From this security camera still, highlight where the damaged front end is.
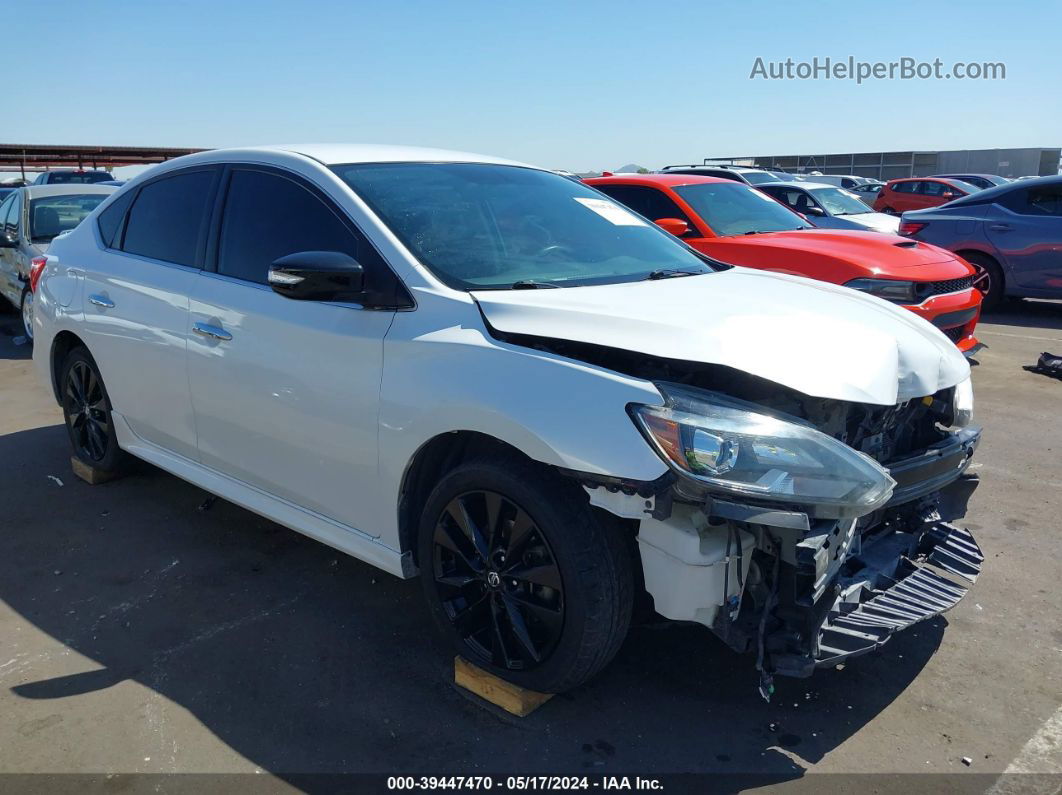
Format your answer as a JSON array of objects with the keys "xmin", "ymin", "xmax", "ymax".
[{"xmin": 584, "ymin": 377, "xmax": 983, "ymax": 699}]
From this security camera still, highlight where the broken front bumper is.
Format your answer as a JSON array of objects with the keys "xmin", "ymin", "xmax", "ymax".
[{"xmin": 775, "ymin": 520, "xmax": 983, "ymax": 677}]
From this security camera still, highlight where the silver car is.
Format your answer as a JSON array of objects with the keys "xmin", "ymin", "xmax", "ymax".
[
  {"xmin": 758, "ymin": 181, "xmax": 900, "ymax": 234},
  {"xmin": 0, "ymin": 184, "xmax": 116, "ymax": 340}
]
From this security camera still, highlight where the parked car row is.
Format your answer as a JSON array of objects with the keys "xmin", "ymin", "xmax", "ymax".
[
  {"xmin": 586, "ymin": 173, "xmax": 982, "ymax": 353},
  {"xmin": 30, "ymin": 144, "xmax": 984, "ymax": 696},
  {"xmin": 0, "ymin": 184, "xmax": 117, "ymax": 338},
  {"xmin": 898, "ymin": 175, "xmax": 1062, "ymax": 309}
]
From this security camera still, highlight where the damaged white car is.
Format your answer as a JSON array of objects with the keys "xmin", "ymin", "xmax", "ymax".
[{"xmin": 32, "ymin": 145, "xmax": 983, "ymax": 695}]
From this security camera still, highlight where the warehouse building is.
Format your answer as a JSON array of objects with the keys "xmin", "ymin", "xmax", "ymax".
[{"xmin": 706, "ymin": 147, "xmax": 1060, "ymax": 181}]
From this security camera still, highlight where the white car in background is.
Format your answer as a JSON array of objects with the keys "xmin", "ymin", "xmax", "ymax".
[{"xmin": 32, "ymin": 145, "xmax": 983, "ymax": 695}]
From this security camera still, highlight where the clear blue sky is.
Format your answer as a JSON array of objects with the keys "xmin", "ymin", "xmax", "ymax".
[{"xmin": 8, "ymin": 0, "xmax": 1060, "ymax": 173}]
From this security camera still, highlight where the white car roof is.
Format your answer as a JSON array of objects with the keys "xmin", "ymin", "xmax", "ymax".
[
  {"xmin": 190, "ymin": 143, "xmax": 536, "ymax": 169},
  {"xmin": 24, "ymin": 184, "xmax": 118, "ymax": 198}
]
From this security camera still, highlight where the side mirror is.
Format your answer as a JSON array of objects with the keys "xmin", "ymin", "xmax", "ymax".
[
  {"xmin": 268, "ymin": 251, "xmax": 365, "ymax": 301},
  {"xmin": 805, "ymin": 206, "xmax": 826, "ymax": 216},
  {"xmin": 942, "ymin": 192, "xmax": 955, "ymax": 200},
  {"xmin": 654, "ymin": 217, "xmax": 690, "ymax": 237},
  {"xmin": 0, "ymin": 233, "xmax": 17, "ymax": 248}
]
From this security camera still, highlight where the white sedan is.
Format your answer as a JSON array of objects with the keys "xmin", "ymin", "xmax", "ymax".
[{"xmin": 32, "ymin": 144, "xmax": 982, "ymax": 695}]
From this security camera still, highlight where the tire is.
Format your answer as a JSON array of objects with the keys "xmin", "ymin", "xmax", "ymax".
[
  {"xmin": 881, "ymin": 206, "xmax": 897, "ymax": 215},
  {"xmin": 963, "ymin": 252, "xmax": 1004, "ymax": 311},
  {"xmin": 60, "ymin": 347, "xmax": 129, "ymax": 474},
  {"xmin": 19, "ymin": 286, "xmax": 33, "ymax": 341},
  {"xmin": 417, "ymin": 455, "xmax": 633, "ymax": 692}
]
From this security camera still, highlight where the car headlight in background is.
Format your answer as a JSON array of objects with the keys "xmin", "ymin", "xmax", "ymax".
[
  {"xmin": 952, "ymin": 375, "xmax": 974, "ymax": 427},
  {"xmin": 630, "ymin": 383, "xmax": 895, "ymax": 518},
  {"xmin": 845, "ymin": 278, "xmax": 917, "ymax": 303}
]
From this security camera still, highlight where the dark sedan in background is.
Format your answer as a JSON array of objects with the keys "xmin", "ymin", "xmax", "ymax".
[{"xmin": 899, "ymin": 175, "xmax": 1062, "ymax": 309}]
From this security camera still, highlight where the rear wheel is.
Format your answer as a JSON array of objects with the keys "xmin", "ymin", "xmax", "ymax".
[
  {"xmin": 881, "ymin": 206, "xmax": 898, "ymax": 215},
  {"xmin": 60, "ymin": 348, "xmax": 129, "ymax": 474},
  {"xmin": 19, "ymin": 287, "xmax": 33, "ymax": 341},
  {"xmin": 964, "ymin": 252, "xmax": 1004, "ymax": 311},
  {"xmin": 417, "ymin": 456, "xmax": 633, "ymax": 692}
]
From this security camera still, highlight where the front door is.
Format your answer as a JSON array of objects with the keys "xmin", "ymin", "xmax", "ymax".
[
  {"xmin": 986, "ymin": 184, "xmax": 1062, "ymax": 292},
  {"xmin": 186, "ymin": 166, "xmax": 395, "ymax": 534}
]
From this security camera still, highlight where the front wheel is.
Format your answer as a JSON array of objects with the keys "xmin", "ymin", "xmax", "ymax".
[{"xmin": 417, "ymin": 456, "xmax": 633, "ymax": 692}]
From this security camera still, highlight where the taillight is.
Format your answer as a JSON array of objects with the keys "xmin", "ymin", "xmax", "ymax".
[
  {"xmin": 29, "ymin": 256, "xmax": 47, "ymax": 292},
  {"xmin": 898, "ymin": 221, "xmax": 926, "ymax": 237}
]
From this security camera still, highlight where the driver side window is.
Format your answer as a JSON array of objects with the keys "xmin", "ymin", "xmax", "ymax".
[
  {"xmin": 217, "ymin": 169, "xmax": 368, "ymax": 286},
  {"xmin": 592, "ymin": 185, "xmax": 696, "ymax": 234}
]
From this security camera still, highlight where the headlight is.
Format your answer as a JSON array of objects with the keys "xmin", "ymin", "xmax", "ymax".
[
  {"xmin": 630, "ymin": 383, "xmax": 895, "ymax": 517},
  {"xmin": 845, "ymin": 278, "xmax": 918, "ymax": 303},
  {"xmin": 952, "ymin": 375, "xmax": 974, "ymax": 427}
]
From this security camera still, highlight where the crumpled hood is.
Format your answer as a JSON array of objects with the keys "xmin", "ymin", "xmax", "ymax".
[
  {"xmin": 473, "ymin": 268, "xmax": 970, "ymax": 406},
  {"xmin": 737, "ymin": 229, "xmax": 954, "ymax": 269}
]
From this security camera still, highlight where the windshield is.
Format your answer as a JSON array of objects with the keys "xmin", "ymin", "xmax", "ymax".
[
  {"xmin": 29, "ymin": 194, "xmax": 107, "ymax": 242},
  {"xmin": 332, "ymin": 163, "xmax": 715, "ymax": 289},
  {"xmin": 44, "ymin": 171, "xmax": 113, "ymax": 184},
  {"xmin": 740, "ymin": 171, "xmax": 782, "ymax": 185},
  {"xmin": 809, "ymin": 187, "xmax": 872, "ymax": 216},
  {"xmin": 944, "ymin": 180, "xmax": 982, "ymax": 195},
  {"xmin": 672, "ymin": 183, "xmax": 812, "ymax": 236}
]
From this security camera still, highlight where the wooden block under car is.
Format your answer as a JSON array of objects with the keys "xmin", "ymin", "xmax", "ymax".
[
  {"xmin": 70, "ymin": 456, "xmax": 119, "ymax": 485},
  {"xmin": 454, "ymin": 656, "xmax": 553, "ymax": 717}
]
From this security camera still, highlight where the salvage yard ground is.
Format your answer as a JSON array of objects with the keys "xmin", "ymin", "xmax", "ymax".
[{"xmin": 0, "ymin": 301, "xmax": 1060, "ymax": 791}]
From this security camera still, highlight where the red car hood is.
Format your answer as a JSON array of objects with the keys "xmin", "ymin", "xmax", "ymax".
[{"xmin": 729, "ymin": 229, "xmax": 957, "ymax": 269}]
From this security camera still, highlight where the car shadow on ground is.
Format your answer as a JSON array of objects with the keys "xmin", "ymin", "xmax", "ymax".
[
  {"xmin": 0, "ymin": 424, "xmax": 946, "ymax": 782},
  {"xmin": 0, "ymin": 313, "xmax": 32, "ymax": 360},
  {"xmin": 981, "ymin": 298, "xmax": 1062, "ymax": 332}
]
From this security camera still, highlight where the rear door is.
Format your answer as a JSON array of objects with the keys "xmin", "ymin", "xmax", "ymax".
[
  {"xmin": 186, "ymin": 165, "xmax": 395, "ymax": 534},
  {"xmin": 986, "ymin": 184, "xmax": 1062, "ymax": 292},
  {"xmin": 78, "ymin": 167, "xmax": 219, "ymax": 459}
]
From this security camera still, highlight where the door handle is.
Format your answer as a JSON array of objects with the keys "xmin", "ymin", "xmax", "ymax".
[
  {"xmin": 88, "ymin": 294, "xmax": 115, "ymax": 309},
  {"xmin": 988, "ymin": 223, "xmax": 1012, "ymax": 232},
  {"xmin": 192, "ymin": 322, "xmax": 232, "ymax": 342}
]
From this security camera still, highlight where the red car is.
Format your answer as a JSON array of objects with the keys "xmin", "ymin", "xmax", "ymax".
[
  {"xmin": 873, "ymin": 177, "xmax": 980, "ymax": 215},
  {"xmin": 585, "ymin": 174, "xmax": 982, "ymax": 353}
]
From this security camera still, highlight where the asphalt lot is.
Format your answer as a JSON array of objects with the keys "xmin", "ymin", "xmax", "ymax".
[{"xmin": 0, "ymin": 300, "xmax": 1060, "ymax": 793}]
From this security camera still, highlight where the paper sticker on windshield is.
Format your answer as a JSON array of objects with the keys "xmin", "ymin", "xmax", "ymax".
[{"xmin": 574, "ymin": 197, "xmax": 647, "ymax": 226}]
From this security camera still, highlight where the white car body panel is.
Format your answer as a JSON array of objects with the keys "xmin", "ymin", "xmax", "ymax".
[
  {"xmin": 844, "ymin": 212, "xmax": 901, "ymax": 234},
  {"xmin": 473, "ymin": 267, "xmax": 970, "ymax": 406},
  {"xmin": 33, "ymin": 143, "xmax": 970, "ymax": 587},
  {"xmin": 186, "ymin": 271, "xmax": 395, "ymax": 535}
]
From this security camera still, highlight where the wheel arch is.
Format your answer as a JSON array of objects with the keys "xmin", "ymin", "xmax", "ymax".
[
  {"xmin": 397, "ymin": 431, "xmax": 544, "ymax": 566},
  {"xmin": 49, "ymin": 330, "xmax": 89, "ymax": 405}
]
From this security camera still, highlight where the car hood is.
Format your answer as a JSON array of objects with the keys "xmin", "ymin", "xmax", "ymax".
[
  {"xmin": 472, "ymin": 268, "xmax": 969, "ymax": 406},
  {"xmin": 734, "ymin": 229, "xmax": 954, "ymax": 268},
  {"xmin": 842, "ymin": 213, "xmax": 901, "ymax": 234}
]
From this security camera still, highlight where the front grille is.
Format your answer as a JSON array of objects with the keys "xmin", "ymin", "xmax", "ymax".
[
  {"xmin": 943, "ymin": 326, "xmax": 965, "ymax": 342},
  {"xmin": 925, "ymin": 276, "xmax": 974, "ymax": 297}
]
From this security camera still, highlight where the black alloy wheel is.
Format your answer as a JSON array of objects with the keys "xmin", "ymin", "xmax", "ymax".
[
  {"xmin": 64, "ymin": 358, "xmax": 111, "ymax": 462},
  {"xmin": 432, "ymin": 489, "xmax": 564, "ymax": 671}
]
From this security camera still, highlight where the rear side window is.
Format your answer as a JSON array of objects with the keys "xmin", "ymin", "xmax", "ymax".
[
  {"xmin": 96, "ymin": 190, "xmax": 135, "ymax": 248},
  {"xmin": 892, "ymin": 181, "xmax": 915, "ymax": 193},
  {"xmin": 216, "ymin": 169, "xmax": 360, "ymax": 285},
  {"xmin": 1001, "ymin": 185, "xmax": 1062, "ymax": 216},
  {"xmin": 122, "ymin": 170, "xmax": 216, "ymax": 266}
]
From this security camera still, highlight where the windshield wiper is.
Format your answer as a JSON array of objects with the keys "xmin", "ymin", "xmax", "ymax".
[
  {"xmin": 647, "ymin": 269, "xmax": 701, "ymax": 280},
  {"xmin": 511, "ymin": 280, "xmax": 560, "ymax": 289}
]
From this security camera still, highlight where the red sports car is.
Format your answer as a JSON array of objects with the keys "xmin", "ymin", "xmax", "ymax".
[
  {"xmin": 586, "ymin": 174, "xmax": 982, "ymax": 353},
  {"xmin": 873, "ymin": 177, "xmax": 980, "ymax": 215}
]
